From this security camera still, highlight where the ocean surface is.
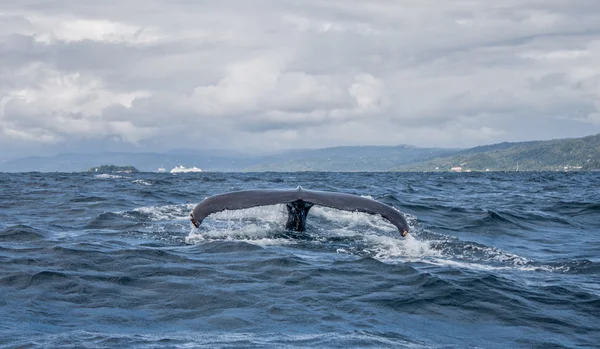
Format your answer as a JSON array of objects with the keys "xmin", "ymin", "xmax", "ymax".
[{"xmin": 1, "ymin": 171, "xmax": 599, "ymax": 348}]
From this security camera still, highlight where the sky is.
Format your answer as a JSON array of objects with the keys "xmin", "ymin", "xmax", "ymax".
[{"xmin": 1, "ymin": 0, "xmax": 600, "ymax": 158}]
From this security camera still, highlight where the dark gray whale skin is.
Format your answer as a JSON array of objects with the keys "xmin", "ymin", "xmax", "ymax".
[{"xmin": 190, "ymin": 186, "xmax": 409, "ymax": 236}]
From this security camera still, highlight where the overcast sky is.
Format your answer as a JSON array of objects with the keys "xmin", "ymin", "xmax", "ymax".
[{"xmin": 1, "ymin": 0, "xmax": 600, "ymax": 158}]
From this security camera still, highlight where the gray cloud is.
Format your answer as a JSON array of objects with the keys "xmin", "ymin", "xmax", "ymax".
[{"xmin": 1, "ymin": 0, "xmax": 600, "ymax": 156}]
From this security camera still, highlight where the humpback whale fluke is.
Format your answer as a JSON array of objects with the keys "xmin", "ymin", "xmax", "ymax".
[{"xmin": 190, "ymin": 186, "xmax": 409, "ymax": 237}]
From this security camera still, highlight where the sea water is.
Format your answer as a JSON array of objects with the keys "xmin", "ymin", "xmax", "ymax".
[{"xmin": 1, "ymin": 172, "xmax": 599, "ymax": 348}]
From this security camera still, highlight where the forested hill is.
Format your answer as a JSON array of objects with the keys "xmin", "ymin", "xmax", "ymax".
[{"xmin": 395, "ymin": 134, "xmax": 600, "ymax": 172}]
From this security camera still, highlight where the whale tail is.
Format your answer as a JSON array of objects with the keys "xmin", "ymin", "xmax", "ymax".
[{"xmin": 190, "ymin": 186, "xmax": 408, "ymax": 237}]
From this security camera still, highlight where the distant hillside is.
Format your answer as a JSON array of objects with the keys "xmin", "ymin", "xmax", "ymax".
[
  {"xmin": 1, "ymin": 134, "xmax": 599, "ymax": 172},
  {"xmin": 395, "ymin": 134, "xmax": 600, "ymax": 172},
  {"xmin": 245, "ymin": 145, "xmax": 459, "ymax": 171}
]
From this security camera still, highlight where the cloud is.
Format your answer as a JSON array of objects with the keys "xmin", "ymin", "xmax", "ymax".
[{"xmin": 1, "ymin": 0, "xmax": 600, "ymax": 155}]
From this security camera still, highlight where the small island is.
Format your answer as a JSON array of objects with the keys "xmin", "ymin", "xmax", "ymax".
[{"xmin": 86, "ymin": 165, "xmax": 140, "ymax": 173}]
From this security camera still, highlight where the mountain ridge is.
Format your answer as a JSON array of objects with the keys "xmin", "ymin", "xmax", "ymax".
[{"xmin": 1, "ymin": 134, "xmax": 599, "ymax": 172}]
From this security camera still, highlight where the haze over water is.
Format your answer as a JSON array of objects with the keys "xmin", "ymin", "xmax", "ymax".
[{"xmin": 1, "ymin": 171, "xmax": 599, "ymax": 348}]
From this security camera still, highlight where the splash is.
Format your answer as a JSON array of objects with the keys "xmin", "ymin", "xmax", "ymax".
[
  {"xmin": 128, "ymin": 203, "xmax": 571, "ymax": 273},
  {"xmin": 185, "ymin": 205, "xmax": 292, "ymax": 245},
  {"xmin": 362, "ymin": 233, "xmax": 441, "ymax": 261},
  {"xmin": 309, "ymin": 206, "xmax": 399, "ymax": 233},
  {"xmin": 184, "ymin": 205, "xmax": 430, "ymax": 260}
]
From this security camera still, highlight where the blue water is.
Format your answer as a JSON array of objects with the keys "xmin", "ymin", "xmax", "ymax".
[{"xmin": 1, "ymin": 172, "xmax": 599, "ymax": 348}]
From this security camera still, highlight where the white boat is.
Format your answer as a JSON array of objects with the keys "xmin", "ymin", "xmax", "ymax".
[
  {"xmin": 170, "ymin": 165, "xmax": 203, "ymax": 173},
  {"xmin": 157, "ymin": 168, "xmax": 167, "ymax": 173}
]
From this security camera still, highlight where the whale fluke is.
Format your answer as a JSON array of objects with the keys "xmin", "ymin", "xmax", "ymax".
[{"xmin": 190, "ymin": 186, "xmax": 409, "ymax": 237}]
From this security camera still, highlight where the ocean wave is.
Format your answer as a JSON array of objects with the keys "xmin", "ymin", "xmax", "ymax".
[
  {"xmin": 70, "ymin": 196, "xmax": 108, "ymax": 203},
  {"xmin": 2, "ymin": 331, "xmax": 435, "ymax": 349},
  {"xmin": 0, "ymin": 225, "xmax": 47, "ymax": 242},
  {"xmin": 548, "ymin": 201, "xmax": 600, "ymax": 215},
  {"xmin": 4, "ymin": 172, "xmax": 599, "ymax": 348}
]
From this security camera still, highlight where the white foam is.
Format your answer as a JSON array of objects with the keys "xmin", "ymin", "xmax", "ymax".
[
  {"xmin": 384, "ymin": 230, "xmax": 569, "ymax": 273},
  {"xmin": 185, "ymin": 221, "xmax": 296, "ymax": 246},
  {"xmin": 130, "ymin": 203, "xmax": 195, "ymax": 221},
  {"xmin": 365, "ymin": 233, "xmax": 442, "ymax": 260},
  {"xmin": 37, "ymin": 331, "xmax": 435, "ymax": 348},
  {"xmin": 448, "ymin": 242, "xmax": 532, "ymax": 267},
  {"xmin": 423, "ymin": 258, "xmax": 567, "ymax": 273},
  {"xmin": 93, "ymin": 174, "xmax": 124, "ymax": 179},
  {"xmin": 185, "ymin": 231, "xmax": 295, "ymax": 246},
  {"xmin": 132, "ymin": 179, "xmax": 152, "ymax": 186}
]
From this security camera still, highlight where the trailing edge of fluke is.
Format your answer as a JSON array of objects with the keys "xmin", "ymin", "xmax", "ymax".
[{"xmin": 190, "ymin": 186, "xmax": 409, "ymax": 237}]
